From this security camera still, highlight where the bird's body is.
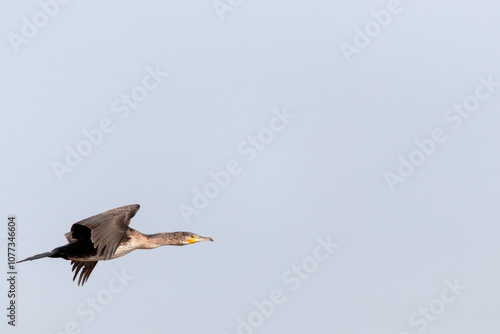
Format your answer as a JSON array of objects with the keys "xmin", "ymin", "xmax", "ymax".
[
  {"xmin": 60, "ymin": 228, "xmax": 139, "ymax": 262},
  {"xmin": 17, "ymin": 204, "xmax": 213, "ymax": 285}
]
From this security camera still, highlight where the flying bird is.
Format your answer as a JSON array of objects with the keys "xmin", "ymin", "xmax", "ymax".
[{"xmin": 17, "ymin": 204, "xmax": 213, "ymax": 286}]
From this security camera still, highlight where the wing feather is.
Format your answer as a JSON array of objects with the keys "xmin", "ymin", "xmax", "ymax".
[
  {"xmin": 67, "ymin": 204, "xmax": 140, "ymax": 260},
  {"xmin": 71, "ymin": 261, "xmax": 98, "ymax": 286}
]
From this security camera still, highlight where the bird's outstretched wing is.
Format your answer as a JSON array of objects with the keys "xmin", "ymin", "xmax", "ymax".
[
  {"xmin": 71, "ymin": 260, "xmax": 98, "ymax": 286},
  {"xmin": 65, "ymin": 204, "xmax": 140, "ymax": 260}
]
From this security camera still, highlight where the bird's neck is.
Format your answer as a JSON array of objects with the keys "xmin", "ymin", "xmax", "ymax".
[{"xmin": 139, "ymin": 232, "xmax": 179, "ymax": 249}]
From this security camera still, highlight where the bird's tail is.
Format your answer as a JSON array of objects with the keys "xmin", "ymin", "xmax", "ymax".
[{"xmin": 17, "ymin": 251, "xmax": 55, "ymax": 263}]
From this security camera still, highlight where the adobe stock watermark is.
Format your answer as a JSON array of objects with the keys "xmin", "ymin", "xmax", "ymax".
[
  {"xmin": 49, "ymin": 268, "xmax": 134, "ymax": 334},
  {"xmin": 339, "ymin": 0, "xmax": 403, "ymax": 63},
  {"xmin": 398, "ymin": 277, "xmax": 467, "ymax": 334},
  {"xmin": 224, "ymin": 235, "xmax": 340, "ymax": 334},
  {"xmin": 178, "ymin": 107, "xmax": 295, "ymax": 224},
  {"xmin": 385, "ymin": 74, "xmax": 499, "ymax": 192},
  {"xmin": 51, "ymin": 64, "xmax": 168, "ymax": 183},
  {"xmin": 7, "ymin": 0, "xmax": 72, "ymax": 54},
  {"xmin": 212, "ymin": 0, "xmax": 243, "ymax": 21}
]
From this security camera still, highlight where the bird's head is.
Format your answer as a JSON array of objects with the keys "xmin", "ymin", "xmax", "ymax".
[{"xmin": 171, "ymin": 232, "xmax": 214, "ymax": 245}]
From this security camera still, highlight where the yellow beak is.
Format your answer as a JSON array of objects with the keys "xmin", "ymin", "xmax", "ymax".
[{"xmin": 188, "ymin": 235, "xmax": 214, "ymax": 244}]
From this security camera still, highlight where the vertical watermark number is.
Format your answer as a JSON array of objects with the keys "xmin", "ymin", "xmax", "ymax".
[{"xmin": 6, "ymin": 216, "xmax": 17, "ymax": 326}]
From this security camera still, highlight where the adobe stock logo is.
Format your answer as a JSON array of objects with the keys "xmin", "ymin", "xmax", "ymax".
[
  {"xmin": 399, "ymin": 277, "xmax": 467, "ymax": 334},
  {"xmin": 213, "ymin": 0, "xmax": 243, "ymax": 21},
  {"xmin": 51, "ymin": 64, "xmax": 168, "ymax": 183},
  {"xmin": 178, "ymin": 107, "xmax": 295, "ymax": 224},
  {"xmin": 385, "ymin": 74, "xmax": 499, "ymax": 192},
  {"xmin": 49, "ymin": 268, "xmax": 134, "ymax": 334},
  {"xmin": 224, "ymin": 235, "xmax": 340, "ymax": 334},
  {"xmin": 339, "ymin": 0, "xmax": 403, "ymax": 63},
  {"xmin": 7, "ymin": 0, "xmax": 72, "ymax": 54}
]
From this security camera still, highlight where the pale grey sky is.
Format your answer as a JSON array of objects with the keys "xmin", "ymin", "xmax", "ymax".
[{"xmin": 1, "ymin": 1, "xmax": 500, "ymax": 333}]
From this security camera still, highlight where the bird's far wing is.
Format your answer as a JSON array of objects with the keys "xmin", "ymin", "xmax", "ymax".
[
  {"xmin": 71, "ymin": 260, "xmax": 98, "ymax": 286},
  {"xmin": 70, "ymin": 204, "xmax": 140, "ymax": 260},
  {"xmin": 64, "ymin": 232, "xmax": 73, "ymax": 242}
]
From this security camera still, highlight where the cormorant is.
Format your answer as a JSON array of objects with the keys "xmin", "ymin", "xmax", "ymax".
[{"xmin": 17, "ymin": 204, "xmax": 213, "ymax": 286}]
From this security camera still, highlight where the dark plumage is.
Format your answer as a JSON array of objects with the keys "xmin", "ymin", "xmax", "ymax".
[{"xmin": 17, "ymin": 204, "xmax": 213, "ymax": 286}]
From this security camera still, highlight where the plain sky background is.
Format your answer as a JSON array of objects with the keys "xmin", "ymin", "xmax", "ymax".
[{"xmin": 1, "ymin": 1, "xmax": 500, "ymax": 333}]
